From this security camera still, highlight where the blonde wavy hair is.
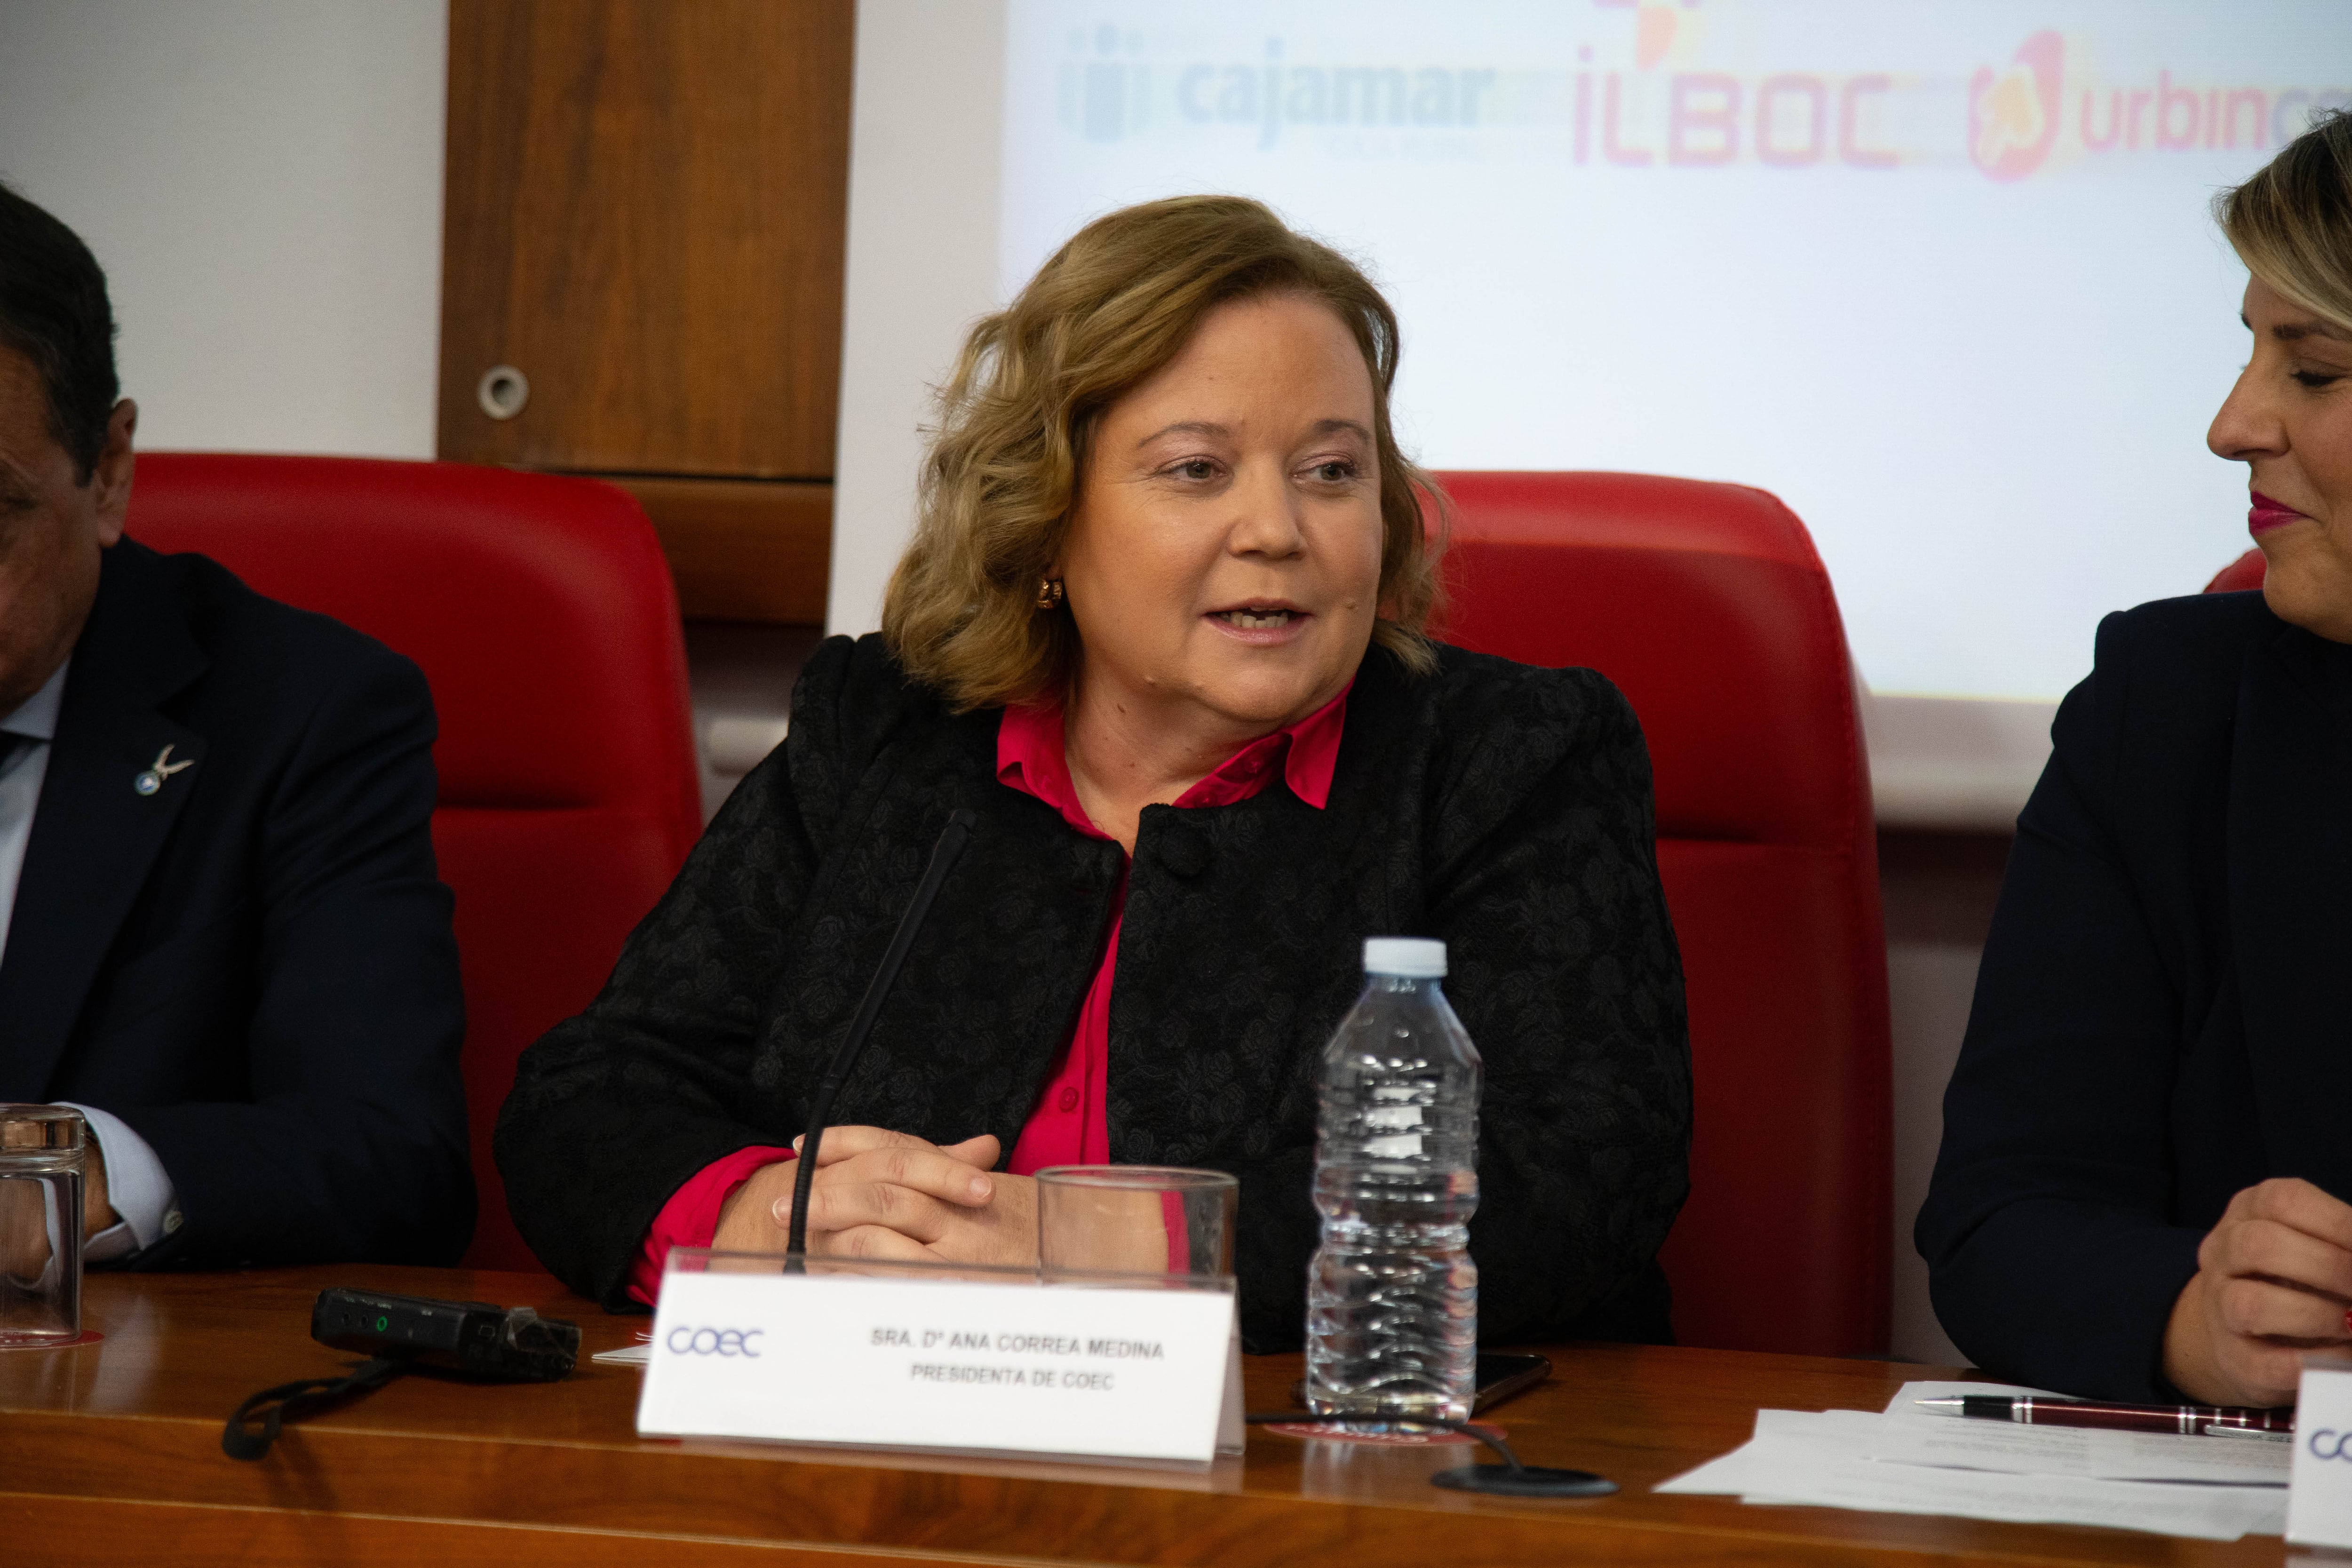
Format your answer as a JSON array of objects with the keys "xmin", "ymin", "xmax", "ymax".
[
  {"xmin": 881, "ymin": 195, "xmax": 1446, "ymax": 712},
  {"xmin": 2217, "ymin": 108, "xmax": 2352, "ymax": 335}
]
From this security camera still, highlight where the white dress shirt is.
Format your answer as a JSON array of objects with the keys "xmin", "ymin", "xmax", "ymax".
[
  {"xmin": 0, "ymin": 660, "xmax": 182, "ymax": 1261},
  {"xmin": 0, "ymin": 659, "xmax": 65, "ymax": 959}
]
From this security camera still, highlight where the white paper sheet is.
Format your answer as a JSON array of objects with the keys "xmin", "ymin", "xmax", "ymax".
[{"xmin": 1656, "ymin": 1400, "xmax": 2288, "ymax": 1542}]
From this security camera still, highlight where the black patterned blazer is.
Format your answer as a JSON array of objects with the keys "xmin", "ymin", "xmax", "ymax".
[{"xmin": 496, "ymin": 635, "xmax": 1692, "ymax": 1350}]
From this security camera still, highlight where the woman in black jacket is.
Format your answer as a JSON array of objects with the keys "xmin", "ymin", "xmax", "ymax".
[
  {"xmin": 1919, "ymin": 112, "xmax": 2352, "ymax": 1405},
  {"xmin": 496, "ymin": 195, "xmax": 1691, "ymax": 1352}
]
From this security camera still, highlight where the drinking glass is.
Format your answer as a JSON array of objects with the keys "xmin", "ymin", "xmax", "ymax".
[
  {"xmin": 0, "ymin": 1105, "xmax": 84, "ymax": 1345},
  {"xmin": 1036, "ymin": 1166, "xmax": 1237, "ymax": 1281}
]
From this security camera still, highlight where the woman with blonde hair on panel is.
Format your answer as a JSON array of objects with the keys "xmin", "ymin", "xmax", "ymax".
[
  {"xmin": 497, "ymin": 196, "xmax": 1692, "ymax": 1351},
  {"xmin": 1920, "ymin": 111, "xmax": 2352, "ymax": 1405}
]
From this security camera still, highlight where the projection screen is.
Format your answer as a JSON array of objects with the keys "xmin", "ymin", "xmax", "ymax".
[{"xmin": 833, "ymin": 0, "xmax": 2352, "ymax": 824}]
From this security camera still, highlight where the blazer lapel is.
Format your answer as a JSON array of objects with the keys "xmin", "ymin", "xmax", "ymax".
[
  {"xmin": 0, "ymin": 543, "xmax": 208, "ymax": 1096},
  {"xmin": 2230, "ymin": 624, "xmax": 2352, "ymax": 1201}
]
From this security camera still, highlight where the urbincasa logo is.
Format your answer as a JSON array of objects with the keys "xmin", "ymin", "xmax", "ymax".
[{"xmin": 1970, "ymin": 31, "xmax": 2064, "ymax": 181}]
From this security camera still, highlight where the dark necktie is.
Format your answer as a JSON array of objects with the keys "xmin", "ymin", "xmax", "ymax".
[{"xmin": 0, "ymin": 732, "xmax": 30, "ymax": 780}]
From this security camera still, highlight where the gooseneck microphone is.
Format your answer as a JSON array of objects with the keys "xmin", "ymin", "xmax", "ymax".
[{"xmin": 784, "ymin": 808, "xmax": 977, "ymax": 1269}]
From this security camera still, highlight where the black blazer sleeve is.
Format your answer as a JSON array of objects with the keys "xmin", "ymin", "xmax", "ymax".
[
  {"xmin": 1208, "ymin": 668, "xmax": 1692, "ymax": 1348},
  {"xmin": 1440, "ymin": 670, "xmax": 1692, "ymax": 1343},
  {"xmin": 119, "ymin": 647, "xmax": 472, "ymax": 1267},
  {"xmin": 1915, "ymin": 611, "xmax": 2205, "ymax": 1400}
]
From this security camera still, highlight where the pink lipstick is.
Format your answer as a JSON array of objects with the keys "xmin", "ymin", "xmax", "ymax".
[{"xmin": 2249, "ymin": 491, "xmax": 2306, "ymax": 536}]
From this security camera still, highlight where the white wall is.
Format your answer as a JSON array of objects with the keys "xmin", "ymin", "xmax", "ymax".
[
  {"xmin": 828, "ymin": 0, "xmax": 1009, "ymax": 635},
  {"xmin": 1866, "ymin": 695, "xmax": 2054, "ymax": 831},
  {"xmin": 0, "ymin": 0, "xmax": 447, "ymax": 458}
]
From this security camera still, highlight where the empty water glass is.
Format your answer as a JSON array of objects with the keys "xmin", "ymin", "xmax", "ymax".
[
  {"xmin": 1036, "ymin": 1166, "xmax": 1237, "ymax": 1281},
  {"xmin": 0, "ymin": 1105, "xmax": 84, "ymax": 1345}
]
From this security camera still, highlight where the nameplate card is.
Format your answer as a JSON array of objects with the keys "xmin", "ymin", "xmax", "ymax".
[
  {"xmin": 637, "ymin": 1265, "xmax": 1243, "ymax": 1464},
  {"xmin": 2289, "ymin": 1360, "xmax": 2352, "ymax": 1545},
  {"xmin": 2286, "ymin": 1363, "xmax": 2352, "ymax": 1542}
]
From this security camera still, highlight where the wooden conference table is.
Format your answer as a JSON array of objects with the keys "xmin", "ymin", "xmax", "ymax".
[{"xmin": 0, "ymin": 1265, "xmax": 2302, "ymax": 1566}]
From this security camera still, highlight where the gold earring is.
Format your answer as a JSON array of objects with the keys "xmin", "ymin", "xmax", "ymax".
[{"xmin": 1035, "ymin": 578, "xmax": 1065, "ymax": 611}]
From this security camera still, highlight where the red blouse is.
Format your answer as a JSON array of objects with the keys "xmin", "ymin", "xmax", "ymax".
[{"xmin": 625, "ymin": 684, "xmax": 1349, "ymax": 1304}]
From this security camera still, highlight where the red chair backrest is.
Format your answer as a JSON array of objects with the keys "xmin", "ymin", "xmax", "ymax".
[
  {"xmin": 2206, "ymin": 547, "xmax": 2266, "ymax": 593},
  {"xmin": 124, "ymin": 454, "xmax": 702, "ymax": 1272},
  {"xmin": 1432, "ymin": 471, "xmax": 1891, "ymax": 1356}
]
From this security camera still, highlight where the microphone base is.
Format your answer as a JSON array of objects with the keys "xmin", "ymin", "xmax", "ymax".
[{"xmin": 1429, "ymin": 1464, "xmax": 1617, "ymax": 1498}]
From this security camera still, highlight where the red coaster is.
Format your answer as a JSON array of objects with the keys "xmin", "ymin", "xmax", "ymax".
[
  {"xmin": 0, "ymin": 1329, "xmax": 103, "ymax": 1351},
  {"xmin": 1258, "ymin": 1419, "xmax": 1504, "ymax": 1447}
]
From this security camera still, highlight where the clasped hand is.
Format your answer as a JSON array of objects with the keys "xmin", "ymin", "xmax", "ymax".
[
  {"xmin": 2164, "ymin": 1177, "xmax": 2352, "ymax": 1407},
  {"xmin": 711, "ymin": 1126, "xmax": 1038, "ymax": 1268}
]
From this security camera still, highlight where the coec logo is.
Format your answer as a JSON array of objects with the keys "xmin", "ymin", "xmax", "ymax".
[
  {"xmin": 666, "ymin": 1326, "xmax": 765, "ymax": 1358},
  {"xmin": 2310, "ymin": 1429, "xmax": 2352, "ymax": 1460}
]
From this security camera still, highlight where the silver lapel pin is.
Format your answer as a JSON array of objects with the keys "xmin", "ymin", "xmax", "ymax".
[{"xmin": 134, "ymin": 744, "xmax": 195, "ymax": 797}]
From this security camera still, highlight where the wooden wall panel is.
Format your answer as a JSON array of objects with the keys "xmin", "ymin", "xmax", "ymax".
[
  {"xmin": 609, "ymin": 476, "xmax": 832, "ymax": 624},
  {"xmin": 438, "ymin": 0, "xmax": 854, "ymax": 481}
]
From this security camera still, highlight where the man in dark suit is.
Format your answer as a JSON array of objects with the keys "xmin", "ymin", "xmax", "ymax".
[{"xmin": 0, "ymin": 182, "xmax": 470, "ymax": 1266}]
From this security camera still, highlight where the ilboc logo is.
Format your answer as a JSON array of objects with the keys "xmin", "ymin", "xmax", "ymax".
[{"xmin": 1970, "ymin": 30, "xmax": 2063, "ymax": 181}]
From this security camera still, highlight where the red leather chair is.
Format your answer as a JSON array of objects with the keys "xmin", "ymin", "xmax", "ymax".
[
  {"xmin": 2207, "ymin": 547, "xmax": 2266, "ymax": 593},
  {"xmin": 1433, "ymin": 471, "xmax": 1891, "ymax": 1356},
  {"xmin": 123, "ymin": 454, "xmax": 703, "ymax": 1272}
]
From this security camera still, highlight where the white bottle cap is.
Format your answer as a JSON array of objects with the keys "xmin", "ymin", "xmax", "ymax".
[{"xmin": 1363, "ymin": 937, "xmax": 1446, "ymax": 978}]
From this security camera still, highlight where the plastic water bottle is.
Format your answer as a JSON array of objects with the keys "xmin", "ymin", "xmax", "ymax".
[{"xmin": 1305, "ymin": 937, "xmax": 1481, "ymax": 1422}]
